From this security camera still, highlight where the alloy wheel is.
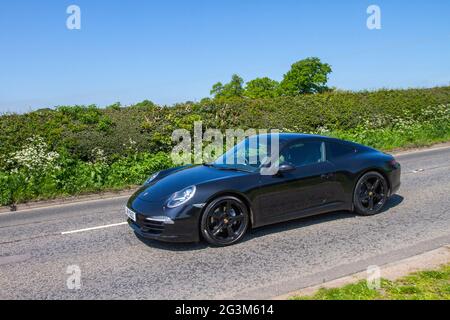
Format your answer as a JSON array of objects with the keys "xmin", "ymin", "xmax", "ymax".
[
  {"xmin": 202, "ymin": 197, "xmax": 249, "ymax": 246},
  {"xmin": 354, "ymin": 172, "xmax": 388, "ymax": 215}
]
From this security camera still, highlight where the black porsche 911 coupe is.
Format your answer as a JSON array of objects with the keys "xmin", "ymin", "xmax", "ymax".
[{"xmin": 126, "ymin": 133, "xmax": 401, "ymax": 246}]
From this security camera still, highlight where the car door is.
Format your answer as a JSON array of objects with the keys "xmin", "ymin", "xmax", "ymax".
[
  {"xmin": 325, "ymin": 141, "xmax": 359, "ymax": 204},
  {"xmin": 255, "ymin": 140, "xmax": 339, "ymax": 226}
]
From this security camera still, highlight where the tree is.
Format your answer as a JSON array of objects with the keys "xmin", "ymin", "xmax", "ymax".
[
  {"xmin": 244, "ymin": 77, "xmax": 280, "ymax": 99},
  {"xmin": 134, "ymin": 99, "xmax": 156, "ymax": 108},
  {"xmin": 280, "ymin": 57, "xmax": 332, "ymax": 95},
  {"xmin": 210, "ymin": 74, "xmax": 244, "ymax": 99},
  {"xmin": 210, "ymin": 82, "xmax": 224, "ymax": 97}
]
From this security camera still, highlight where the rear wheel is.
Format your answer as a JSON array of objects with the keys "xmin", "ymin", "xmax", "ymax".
[
  {"xmin": 200, "ymin": 196, "xmax": 249, "ymax": 246},
  {"xmin": 353, "ymin": 172, "xmax": 388, "ymax": 216}
]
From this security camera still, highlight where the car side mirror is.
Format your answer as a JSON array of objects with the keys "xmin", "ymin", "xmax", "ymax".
[{"xmin": 277, "ymin": 163, "xmax": 296, "ymax": 174}]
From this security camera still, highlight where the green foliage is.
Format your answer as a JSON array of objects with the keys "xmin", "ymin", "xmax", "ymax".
[
  {"xmin": 244, "ymin": 77, "xmax": 280, "ymax": 99},
  {"xmin": 106, "ymin": 102, "xmax": 122, "ymax": 110},
  {"xmin": 210, "ymin": 74, "xmax": 244, "ymax": 99},
  {"xmin": 58, "ymin": 104, "xmax": 102, "ymax": 124},
  {"xmin": 292, "ymin": 264, "xmax": 450, "ymax": 300},
  {"xmin": 210, "ymin": 82, "xmax": 225, "ymax": 97},
  {"xmin": 97, "ymin": 116, "xmax": 114, "ymax": 132},
  {"xmin": 0, "ymin": 152, "xmax": 172, "ymax": 206},
  {"xmin": 133, "ymin": 99, "xmax": 156, "ymax": 109},
  {"xmin": 280, "ymin": 57, "xmax": 332, "ymax": 95},
  {"xmin": 211, "ymin": 58, "xmax": 332, "ymax": 100},
  {"xmin": 0, "ymin": 86, "xmax": 449, "ymax": 206}
]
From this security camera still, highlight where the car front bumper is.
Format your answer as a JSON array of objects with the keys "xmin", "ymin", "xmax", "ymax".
[
  {"xmin": 388, "ymin": 164, "xmax": 401, "ymax": 195},
  {"xmin": 126, "ymin": 199, "xmax": 204, "ymax": 243}
]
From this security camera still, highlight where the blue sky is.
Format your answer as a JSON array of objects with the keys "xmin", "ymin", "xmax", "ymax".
[{"xmin": 1, "ymin": 0, "xmax": 449, "ymax": 113}]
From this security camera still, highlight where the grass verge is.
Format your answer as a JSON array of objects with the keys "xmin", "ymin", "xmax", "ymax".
[{"xmin": 291, "ymin": 264, "xmax": 450, "ymax": 300}]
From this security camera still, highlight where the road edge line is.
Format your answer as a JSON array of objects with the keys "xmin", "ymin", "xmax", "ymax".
[{"xmin": 0, "ymin": 192, "xmax": 134, "ymax": 215}]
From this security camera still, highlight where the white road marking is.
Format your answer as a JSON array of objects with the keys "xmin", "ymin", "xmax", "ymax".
[{"xmin": 61, "ymin": 222, "xmax": 128, "ymax": 235}]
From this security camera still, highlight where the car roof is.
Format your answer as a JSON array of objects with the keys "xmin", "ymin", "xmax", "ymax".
[
  {"xmin": 278, "ymin": 133, "xmax": 328, "ymax": 141},
  {"xmin": 251, "ymin": 133, "xmax": 376, "ymax": 151},
  {"xmin": 253, "ymin": 133, "xmax": 334, "ymax": 142}
]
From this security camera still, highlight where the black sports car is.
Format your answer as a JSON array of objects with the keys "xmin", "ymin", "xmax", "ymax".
[{"xmin": 126, "ymin": 133, "xmax": 401, "ymax": 246}]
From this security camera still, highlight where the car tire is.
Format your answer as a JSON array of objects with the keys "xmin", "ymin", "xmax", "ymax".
[
  {"xmin": 200, "ymin": 196, "xmax": 249, "ymax": 246},
  {"xmin": 353, "ymin": 171, "xmax": 389, "ymax": 216}
]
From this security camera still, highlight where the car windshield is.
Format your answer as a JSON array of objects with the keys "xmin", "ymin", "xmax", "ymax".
[{"xmin": 211, "ymin": 135, "xmax": 274, "ymax": 172}]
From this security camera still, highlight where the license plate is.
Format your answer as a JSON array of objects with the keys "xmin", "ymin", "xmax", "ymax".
[{"xmin": 125, "ymin": 207, "xmax": 136, "ymax": 222}]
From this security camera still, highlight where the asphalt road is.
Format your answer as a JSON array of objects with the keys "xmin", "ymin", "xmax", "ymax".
[{"xmin": 0, "ymin": 146, "xmax": 449, "ymax": 299}]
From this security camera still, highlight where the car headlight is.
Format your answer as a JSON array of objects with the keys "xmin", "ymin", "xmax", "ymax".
[
  {"xmin": 144, "ymin": 172, "xmax": 159, "ymax": 185},
  {"xmin": 167, "ymin": 186, "xmax": 196, "ymax": 208}
]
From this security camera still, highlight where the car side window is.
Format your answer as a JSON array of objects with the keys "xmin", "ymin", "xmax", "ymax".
[
  {"xmin": 326, "ymin": 142, "xmax": 356, "ymax": 161},
  {"xmin": 280, "ymin": 141, "xmax": 325, "ymax": 167}
]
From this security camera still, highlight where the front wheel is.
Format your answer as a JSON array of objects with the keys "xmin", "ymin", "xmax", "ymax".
[
  {"xmin": 200, "ymin": 196, "xmax": 249, "ymax": 246},
  {"xmin": 353, "ymin": 171, "xmax": 389, "ymax": 216}
]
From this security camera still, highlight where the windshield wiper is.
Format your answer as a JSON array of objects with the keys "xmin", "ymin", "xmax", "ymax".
[
  {"xmin": 215, "ymin": 166, "xmax": 250, "ymax": 172},
  {"xmin": 202, "ymin": 162, "xmax": 214, "ymax": 167}
]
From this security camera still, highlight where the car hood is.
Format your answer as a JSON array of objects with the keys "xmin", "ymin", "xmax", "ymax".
[{"xmin": 135, "ymin": 165, "xmax": 250, "ymax": 202}]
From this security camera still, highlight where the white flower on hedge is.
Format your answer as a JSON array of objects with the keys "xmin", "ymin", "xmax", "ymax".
[
  {"xmin": 128, "ymin": 138, "xmax": 137, "ymax": 151},
  {"xmin": 8, "ymin": 136, "xmax": 59, "ymax": 172},
  {"xmin": 91, "ymin": 147, "xmax": 107, "ymax": 163},
  {"xmin": 316, "ymin": 126, "xmax": 330, "ymax": 134}
]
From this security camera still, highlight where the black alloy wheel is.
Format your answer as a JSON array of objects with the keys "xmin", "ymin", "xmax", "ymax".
[
  {"xmin": 201, "ymin": 196, "xmax": 249, "ymax": 246},
  {"xmin": 353, "ymin": 171, "xmax": 389, "ymax": 216}
]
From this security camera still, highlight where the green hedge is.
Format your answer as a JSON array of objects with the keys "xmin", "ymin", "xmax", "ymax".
[
  {"xmin": 0, "ymin": 152, "xmax": 172, "ymax": 205},
  {"xmin": 1, "ymin": 86, "xmax": 450, "ymax": 166},
  {"xmin": 0, "ymin": 86, "xmax": 449, "ymax": 205}
]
